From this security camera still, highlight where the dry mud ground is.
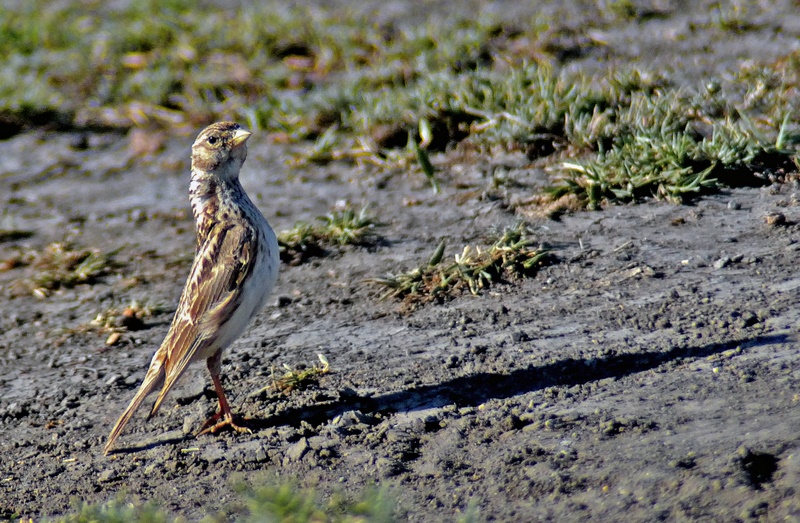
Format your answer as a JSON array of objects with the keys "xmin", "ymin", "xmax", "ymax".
[{"xmin": 2, "ymin": 1, "xmax": 800, "ymax": 521}]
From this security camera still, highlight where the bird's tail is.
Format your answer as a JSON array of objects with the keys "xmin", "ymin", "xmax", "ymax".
[{"xmin": 104, "ymin": 364, "xmax": 165, "ymax": 455}]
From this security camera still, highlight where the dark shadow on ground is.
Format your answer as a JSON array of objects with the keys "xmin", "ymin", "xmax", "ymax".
[
  {"xmin": 108, "ymin": 334, "xmax": 787, "ymax": 453},
  {"xmin": 106, "ymin": 430, "xmax": 190, "ymax": 455},
  {"xmin": 249, "ymin": 334, "xmax": 788, "ymax": 429}
]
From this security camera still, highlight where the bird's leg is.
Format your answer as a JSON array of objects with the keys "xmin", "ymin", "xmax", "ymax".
[{"xmin": 197, "ymin": 355, "xmax": 251, "ymax": 436}]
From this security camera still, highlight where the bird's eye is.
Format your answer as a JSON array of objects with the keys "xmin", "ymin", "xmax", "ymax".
[{"xmin": 207, "ymin": 136, "xmax": 219, "ymax": 145}]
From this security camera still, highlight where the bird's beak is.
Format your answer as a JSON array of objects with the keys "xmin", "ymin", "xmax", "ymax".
[{"xmin": 230, "ymin": 128, "xmax": 252, "ymax": 148}]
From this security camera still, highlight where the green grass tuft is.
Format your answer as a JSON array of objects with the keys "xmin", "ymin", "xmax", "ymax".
[
  {"xmin": 48, "ymin": 483, "xmax": 398, "ymax": 523},
  {"xmin": 370, "ymin": 224, "xmax": 554, "ymax": 308},
  {"xmin": 54, "ymin": 498, "xmax": 172, "ymax": 523},
  {"xmin": 4, "ymin": 241, "xmax": 119, "ymax": 297},
  {"xmin": 270, "ymin": 354, "xmax": 331, "ymax": 394},
  {"xmin": 236, "ymin": 482, "xmax": 395, "ymax": 523},
  {"xmin": 550, "ymin": 95, "xmax": 793, "ymax": 209},
  {"xmin": 278, "ymin": 206, "xmax": 382, "ymax": 265}
]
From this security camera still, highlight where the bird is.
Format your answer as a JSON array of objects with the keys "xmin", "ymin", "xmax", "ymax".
[{"xmin": 104, "ymin": 122, "xmax": 279, "ymax": 454}]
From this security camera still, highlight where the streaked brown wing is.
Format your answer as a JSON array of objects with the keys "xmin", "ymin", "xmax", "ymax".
[{"xmin": 148, "ymin": 221, "xmax": 255, "ymax": 415}]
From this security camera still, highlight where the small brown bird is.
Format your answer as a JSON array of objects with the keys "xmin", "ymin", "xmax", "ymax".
[{"xmin": 104, "ymin": 122, "xmax": 279, "ymax": 454}]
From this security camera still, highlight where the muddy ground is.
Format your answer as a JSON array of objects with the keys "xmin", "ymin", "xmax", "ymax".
[{"xmin": 2, "ymin": 1, "xmax": 800, "ymax": 521}]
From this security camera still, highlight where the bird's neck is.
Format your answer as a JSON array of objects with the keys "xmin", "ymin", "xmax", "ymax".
[{"xmin": 189, "ymin": 174, "xmax": 247, "ymax": 241}]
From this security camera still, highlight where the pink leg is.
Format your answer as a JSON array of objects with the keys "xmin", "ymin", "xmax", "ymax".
[{"xmin": 197, "ymin": 365, "xmax": 251, "ymax": 436}]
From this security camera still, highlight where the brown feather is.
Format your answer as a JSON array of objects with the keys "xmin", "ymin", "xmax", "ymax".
[
  {"xmin": 103, "ymin": 358, "xmax": 165, "ymax": 454},
  {"xmin": 149, "ymin": 224, "xmax": 256, "ymax": 415}
]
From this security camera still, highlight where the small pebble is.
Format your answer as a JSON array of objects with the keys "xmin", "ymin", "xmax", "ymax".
[
  {"xmin": 285, "ymin": 437, "xmax": 309, "ymax": 461},
  {"xmin": 98, "ymin": 469, "xmax": 115, "ymax": 482},
  {"xmin": 764, "ymin": 212, "xmax": 786, "ymax": 226}
]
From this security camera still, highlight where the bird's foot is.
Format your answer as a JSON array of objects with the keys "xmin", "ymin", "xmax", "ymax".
[{"xmin": 197, "ymin": 412, "xmax": 252, "ymax": 436}]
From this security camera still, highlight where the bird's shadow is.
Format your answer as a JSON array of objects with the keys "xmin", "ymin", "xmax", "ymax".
[
  {"xmin": 108, "ymin": 431, "xmax": 191, "ymax": 455},
  {"xmin": 108, "ymin": 334, "xmax": 787, "ymax": 454},
  {"xmin": 248, "ymin": 333, "xmax": 788, "ymax": 430}
]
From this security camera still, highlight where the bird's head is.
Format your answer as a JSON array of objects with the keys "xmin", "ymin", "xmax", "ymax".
[{"xmin": 191, "ymin": 122, "xmax": 251, "ymax": 180}]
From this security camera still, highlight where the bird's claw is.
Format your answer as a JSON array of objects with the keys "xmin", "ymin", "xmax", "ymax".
[{"xmin": 197, "ymin": 413, "xmax": 252, "ymax": 436}]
